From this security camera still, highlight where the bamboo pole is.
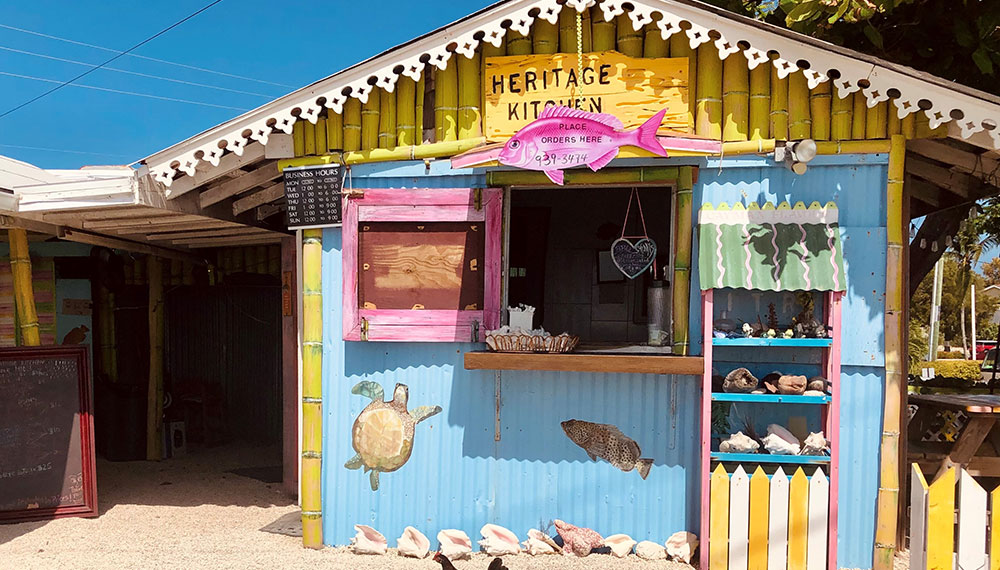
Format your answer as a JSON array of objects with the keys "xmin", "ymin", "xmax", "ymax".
[
  {"xmin": 888, "ymin": 108, "xmax": 902, "ymax": 137},
  {"xmin": 481, "ymin": 37, "xmax": 504, "ymax": 131},
  {"xmin": 326, "ymin": 110, "xmax": 343, "ymax": 151},
  {"xmin": 902, "ymin": 113, "xmax": 916, "ymax": 139},
  {"xmin": 8, "ymin": 229, "xmax": 39, "ymax": 347},
  {"xmin": 875, "ymin": 134, "xmax": 906, "ymax": 570},
  {"xmin": 749, "ymin": 66, "xmax": 770, "ymax": 140},
  {"xmin": 642, "ymin": 23, "xmax": 668, "ymax": 57},
  {"xmin": 416, "ymin": 75, "xmax": 426, "ymax": 144},
  {"xmin": 457, "ymin": 53, "xmax": 482, "ymax": 140},
  {"xmin": 695, "ymin": 45, "xmax": 722, "ymax": 138},
  {"xmin": 343, "ymin": 98, "xmax": 362, "ymax": 152},
  {"xmin": 810, "ymin": 82, "xmax": 831, "ymax": 141},
  {"xmin": 672, "ymin": 166, "xmax": 693, "ymax": 355},
  {"xmin": 395, "ymin": 77, "xmax": 416, "ymax": 147},
  {"xmin": 560, "ymin": 7, "xmax": 592, "ymax": 52},
  {"xmin": 722, "ymin": 56, "xmax": 749, "ymax": 142},
  {"xmin": 591, "ymin": 7, "xmax": 615, "ymax": 51},
  {"xmin": 788, "ymin": 73, "xmax": 811, "ymax": 140},
  {"xmin": 292, "ymin": 122, "xmax": 305, "ymax": 157},
  {"xmin": 314, "ymin": 118, "xmax": 327, "ymax": 154},
  {"xmin": 533, "ymin": 19, "xmax": 558, "ymax": 54},
  {"xmin": 914, "ymin": 111, "xmax": 932, "ymax": 139},
  {"xmin": 867, "ymin": 101, "xmax": 888, "ymax": 140},
  {"xmin": 361, "ymin": 89, "xmax": 380, "ymax": 150},
  {"xmin": 378, "ymin": 86, "xmax": 397, "ymax": 149},
  {"xmin": 506, "ymin": 31, "xmax": 531, "ymax": 55},
  {"xmin": 770, "ymin": 68, "xmax": 788, "ymax": 140},
  {"xmin": 851, "ymin": 92, "xmax": 867, "ymax": 140},
  {"xmin": 301, "ymin": 229, "xmax": 323, "ymax": 549},
  {"xmin": 435, "ymin": 59, "xmax": 458, "ymax": 143},
  {"xmin": 831, "ymin": 92, "xmax": 853, "ymax": 140},
  {"xmin": 303, "ymin": 121, "xmax": 316, "ymax": 156},
  {"xmin": 670, "ymin": 33, "xmax": 696, "ymax": 132},
  {"xmin": 146, "ymin": 257, "xmax": 164, "ymax": 461},
  {"xmin": 616, "ymin": 14, "xmax": 643, "ymax": 57}
]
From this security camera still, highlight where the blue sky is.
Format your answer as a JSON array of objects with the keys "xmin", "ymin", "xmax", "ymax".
[{"xmin": 0, "ymin": 0, "xmax": 494, "ymax": 168}]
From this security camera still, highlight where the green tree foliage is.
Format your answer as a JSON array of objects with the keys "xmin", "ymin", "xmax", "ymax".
[
  {"xmin": 910, "ymin": 254, "xmax": 1000, "ymax": 346},
  {"xmin": 982, "ymin": 257, "xmax": 1000, "ymax": 287}
]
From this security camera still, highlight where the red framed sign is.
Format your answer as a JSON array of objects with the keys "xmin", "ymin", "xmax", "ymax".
[
  {"xmin": 343, "ymin": 188, "xmax": 502, "ymax": 342},
  {"xmin": 0, "ymin": 345, "xmax": 97, "ymax": 522}
]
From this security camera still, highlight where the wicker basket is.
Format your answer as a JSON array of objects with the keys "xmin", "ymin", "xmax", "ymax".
[{"xmin": 485, "ymin": 331, "xmax": 580, "ymax": 354}]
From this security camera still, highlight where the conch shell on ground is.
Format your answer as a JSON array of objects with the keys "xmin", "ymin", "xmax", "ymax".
[
  {"xmin": 719, "ymin": 431, "xmax": 759, "ymax": 453},
  {"xmin": 665, "ymin": 531, "xmax": 699, "ymax": 563},
  {"xmin": 437, "ymin": 529, "xmax": 472, "ymax": 559},
  {"xmin": 604, "ymin": 534, "xmax": 636, "ymax": 557},
  {"xmin": 350, "ymin": 524, "xmax": 387, "ymax": 555},
  {"xmin": 396, "ymin": 526, "xmax": 430, "ymax": 558},
  {"xmin": 523, "ymin": 529, "xmax": 561, "ymax": 555},
  {"xmin": 478, "ymin": 523, "xmax": 520, "ymax": 556},
  {"xmin": 636, "ymin": 540, "xmax": 667, "ymax": 560}
]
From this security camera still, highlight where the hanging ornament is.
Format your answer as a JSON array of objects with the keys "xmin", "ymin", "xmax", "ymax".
[
  {"xmin": 909, "ymin": 223, "xmax": 916, "ymax": 240},
  {"xmin": 931, "ymin": 240, "xmax": 939, "ymax": 252},
  {"xmin": 945, "ymin": 235, "xmax": 952, "ymax": 247},
  {"xmin": 920, "ymin": 238, "xmax": 927, "ymax": 249},
  {"xmin": 610, "ymin": 188, "xmax": 657, "ymax": 279}
]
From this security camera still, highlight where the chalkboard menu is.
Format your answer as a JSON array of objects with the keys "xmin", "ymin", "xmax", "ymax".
[
  {"xmin": 283, "ymin": 164, "xmax": 344, "ymax": 228},
  {"xmin": 0, "ymin": 346, "xmax": 96, "ymax": 522}
]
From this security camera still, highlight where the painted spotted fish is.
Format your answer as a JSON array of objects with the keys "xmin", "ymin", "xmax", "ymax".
[
  {"xmin": 497, "ymin": 106, "xmax": 667, "ymax": 185},
  {"xmin": 561, "ymin": 419, "xmax": 653, "ymax": 479}
]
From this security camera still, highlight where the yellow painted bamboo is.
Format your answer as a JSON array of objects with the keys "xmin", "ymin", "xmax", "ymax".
[
  {"xmin": 874, "ymin": 135, "xmax": 907, "ymax": 570},
  {"xmin": 992, "ymin": 485, "xmax": 1000, "ymax": 570},
  {"xmin": 867, "ymin": 101, "xmax": 888, "ymax": 140},
  {"xmin": 851, "ymin": 92, "xmax": 867, "ymax": 140},
  {"xmin": 292, "ymin": 121, "xmax": 305, "ymax": 157},
  {"xmin": 748, "ymin": 466, "xmax": 769, "ymax": 570},
  {"xmin": 696, "ymin": 45, "xmax": 722, "ymax": 138},
  {"xmin": 506, "ymin": 31, "xmax": 531, "ymax": 55},
  {"xmin": 416, "ymin": 75, "xmax": 425, "ymax": 144},
  {"xmin": 810, "ymin": 82, "xmax": 832, "ymax": 141},
  {"xmin": 616, "ymin": 14, "xmax": 643, "ymax": 58},
  {"xmin": 8, "ymin": 229, "xmax": 39, "ymax": 347},
  {"xmin": 326, "ymin": 111, "xmax": 343, "ymax": 151},
  {"xmin": 480, "ymin": 37, "xmax": 504, "ymax": 135},
  {"xmin": 914, "ymin": 111, "xmax": 932, "ymax": 139},
  {"xmin": 902, "ymin": 114, "xmax": 916, "ymax": 139},
  {"xmin": 591, "ymin": 7, "xmax": 615, "ymax": 51},
  {"xmin": 643, "ymin": 24, "xmax": 668, "ymax": 57},
  {"xmin": 378, "ymin": 86, "xmax": 397, "ymax": 149},
  {"xmin": 925, "ymin": 467, "xmax": 955, "ymax": 570},
  {"xmin": 435, "ymin": 60, "xmax": 458, "ymax": 143},
  {"xmin": 723, "ymin": 56, "xmax": 749, "ymax": 142},
  {"xmin": 396, "ymin": 77, "xmax": 416, "ymax": 147},
  {"xmin": 670, "ymin": 34, "xmax": 696, "ymax": 132},
  {"xmin": 672, "ymin": 167, "xmax": 693, "ymax": 355},
  {"xmin": 560, "ymin": 7, "xmax": 592, "ymax": 53},
  {"xmin": 457, "ymin": 53, "xmax": 482, "ymax": 140},
  {"xmin": 930, "ymin": 121, "xmax": 949, "ymax": 139},
  {"xmin": 710, "ymin": 464, "xmax": 730, "ymax": 570},
  {"xmin": 817, "ymin": 139, "xmax": 892, "ymax": 154},
  {"xmin": 361, "ymin": 89, "xmax": 380, "ymax": 150},
  {"xmin": 146, "ymin": 257, "xmax": 164, "ymax": 461},
  {"xmin": 831, "ymin": 93, "xmax": 853, "ymax": 140},
  {"xmin": 277, "ymin": 137, "xmax": 488, "ymax": 170},
  {"xmin": 788, "ymin": 73, "xmax": 811, "ymax": 140},
  {"xmin": 532, "ymin": 19, "xmax": 558, "ymax": 54},
  {"xmin": 788, "ymin": 468, "xmax": 809, "ymax": 570},
  {"xmin": 303, "ymin": 121, "xmax": 316, "ymax": 156},
  {"xmin": 343, "ymin": 98, "xmax": 362, "ymax": 152},
  {"xmin": 749, "ymin": 66, "xmax": 770, "ymax": 140},
  {"xmin": 770, "ymin": 68, "xmax": 788, "ymax": 140},
  {"xmin": 888, "ymin": 109, "xmax": 902, "ymax": 136},
  {"xmin": 301, "ymin": 229, "xmax": 323, "ymax": 549},
  {"xmin": 314, "ymin": 118, "xmax": 327, "ymax": 154}
]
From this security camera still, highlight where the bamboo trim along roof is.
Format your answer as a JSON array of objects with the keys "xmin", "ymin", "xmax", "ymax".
[{"xmin": 140, "ymin": 0, "xmax": 1000, "ymax": 190}]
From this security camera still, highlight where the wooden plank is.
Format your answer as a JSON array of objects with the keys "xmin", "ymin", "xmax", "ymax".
[
  {"xmin": 729, "ymin": 465, "xmax": 750, "ymax": 570},
  {"xmin": 958, "ymin": 469, "xmax": 988, "ymax": 570},
  {"xmin": 911, "ymin": 464, "xmax": 930, "ymax": 570},
  {"xmin": 60, "ymin": 229, "xmax": 205, "ymax": 265},
  {"xmin": 710, "ymin": 463, "xmax": 730, "ymax": 570},
  {"xmin": 938, "ymin": 417, "xmax": 998, "ymax": 481},
  {"xmin": 908, "ymin": 394, "xmax": 1000, "ymax": 413},
  {"xmin": 232, "ymin": 182, "xmax": 284, "ymax": 215},
  {"xmin": 115, "ymin": 221, "xmax": 242, "ymax": 235},
  {"xmin": 807, "ymin": 469, "xmax": 829, "ymax": 570},
  {"xmin": 908, "ymin": 156, "xmax": 975, "ymax": 199},
  {"xmin": 256, "ymin": 203, "xmax": 283, "ymax": 221},
  {"xmin": 788, "ymin": 468, "xmax": 809, "ymax": 570},
  {"xmin": 928, "ymin": 467, "xmax": 956, "ymax": 570},
  {"xmin": 145, "ymin": 227, "xmax": 270, "ymax": 240},
  {"xmin": 83, "ymin": 214, "xmax": 203, "ymax": 230},
  {"xmin": 991, "ymin": 485, "xmax": 1000, "ymax": 570},
  {"xmin": 908, "ymin": 139, "xmax": 1000, "ymax": 183},
  {"xmin": 199, "ymin": 162, "xmax": 280, "ymax": 208},
  {"xmin": 768, "ymin": 467, "xmax": 789, "ymax": 570},
  {"xmin": 462, "ymin": 352, "xmax": 705, "ymax": 375},
  {"xmin": 173, "ymin": 235, "xmax": 283, "ymax": 248},
  {"xmin": 748, "ymin": 466, "xmax": 769, "ymax": 570},
  {"xmin": 160, "ymin": 143, "xmax": 266, "ymax": 199}
]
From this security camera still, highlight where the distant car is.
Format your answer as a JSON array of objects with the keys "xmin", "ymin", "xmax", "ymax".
[
  {"xmin": 977, "ymin": 341, "xmax": 998, "ymax": 361},
  {"xmin": 982, "ymin": 349, "xmax": 1000, "ymax": 383}
]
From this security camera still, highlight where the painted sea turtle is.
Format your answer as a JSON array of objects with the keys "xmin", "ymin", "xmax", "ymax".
[{"xmin": 344, "ymin": 381, "xmax": 441, "ymax": 490}]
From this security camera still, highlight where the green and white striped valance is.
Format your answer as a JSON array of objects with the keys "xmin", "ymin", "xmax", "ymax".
[{"xmin": 698, "ymin": 201, "xmax": 846, "ymax": 292}]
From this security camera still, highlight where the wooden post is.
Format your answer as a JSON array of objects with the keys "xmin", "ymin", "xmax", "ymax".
[
  {"xmin": 769, "ymin": 68, "xmax": 788, "ymax": 140},
  {"xmin": 673, "ymin": 166, "xmax": 693, "ymax": 355},
  {"xmin": 281, "ymin": 237, "xmax": 298, "ymax": 497},
  {"xmin": 723, "ymin": 56, "xmax": 749, "ymax": 142},
  {"xmin": 696, "ymin": 46, "xmax": 722, "ymax": 138},
  {"xmin": 301, "ymin": 229, "xmax": 323, "ymax": 548},
  {"xmin": 435, "ymin": 59, "xmax": 458, "ymax": 143},
  {"xmin": 146, "ymin": 256, "xmax": 164, "ymax": 461},
  {"xmin": 591, "ymin": 7, "xmax": 615, "ymax": 51},
  {"xmin": 361, "ymin": 89, "xmax": 380, "ymax": 150},
  {"xmin": 616, "ymin": 14, "xmax": 643, "ymax": 57},
  {"xmin": 749, "ymin": 66, "xmax": 770, "ymax": 141},
  {"xmin": 8, "ymin": 229, "xmax": 39, "ymax": 346},
  {"xmin": 670, "ymin": 33, "xmax": 696, "ymax": 132},
  {"xmin": 457, "ymin": 53, "xmax": 482, "ymax": 140}
]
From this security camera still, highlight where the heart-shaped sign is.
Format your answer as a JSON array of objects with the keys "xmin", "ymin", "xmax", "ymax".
[{"xmin": 611, "ymin": 237, "xmax": 657, "ymax": 279}]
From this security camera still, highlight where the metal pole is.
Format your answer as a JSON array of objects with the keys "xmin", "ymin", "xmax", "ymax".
[
  {"xmin": 928, "ymin": 257, "xmax": 944, "ymax": 361},
  {"xmin": 971, "ymin": 283, "xmax": 977, "ymax": 359}
]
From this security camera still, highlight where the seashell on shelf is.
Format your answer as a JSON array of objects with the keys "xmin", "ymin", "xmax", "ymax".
[
  {"xmin": 523, "ymin": 529, "xmax": 561, "ymax": 555},
  {"xmin": 803, "ymin": 390, "xmax": 826, "ymax": 397},
  {"xmin": 603, "ymin": 534, "xmax": 636, "ymax": 558},
  {"xmin": 719, "ymin": 431, "xmax": 760, "ymax": 453},
  {"xmin": 636, "ymin": 540, "xmax": 667, "ymax": 560},
  {"xmin": 396, "ymin": 526, "xmax": 430, "ymax": 558},
  {"xmin": 776, "ymin": 374, "xmax": 807, "ymax": 395},
  {"xmin": 723, "ymin": 368, "xmax": 758, "ymax": 393},
  {"xmin": 437, "ymin": 529, "xmax": 472, "ymax": 560},
  {"xmin": 800, "ymin": 431, "xmax": 830, "ymax": 456},
  {"xmin": 763, "ymin": 433, "xmax": 800, "ymax": 455},
  {"xmin": 767, "ymin": 424, "xmax": 799, "ymax": 445},
  {"xmin": 807, "ymin": 376, "xmax": 828, "ymax": 392},
  {"xmin": 351, "ymin": 524, "xmax": 387, "ymax": 555},
  {"xmin": 478, "ymin": 523, "xmax": 520, "ymax": 556},
  {"xmin": 665, "ymin": 531, "xmax": 699, "ymax": 563}
]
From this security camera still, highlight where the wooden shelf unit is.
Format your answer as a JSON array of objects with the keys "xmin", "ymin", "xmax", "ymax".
[{"xmin": 464, "ymin": 351, "xmax": 704, "ymax": 375}]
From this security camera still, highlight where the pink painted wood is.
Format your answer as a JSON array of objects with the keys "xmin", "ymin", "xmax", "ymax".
[
  {"xmin": 700, "ymin": 289, "xmax": 713, "ymax": 570},
  {"xmin": 342, "ymin": 188, "xmax": 502, "ymax": 342},
  {"xmin": 825, "ymin": 290, "xmax": 843, "ymax": 570}
]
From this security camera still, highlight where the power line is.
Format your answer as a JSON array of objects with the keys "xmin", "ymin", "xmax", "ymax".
[
  {"xmin": 0, "ymin": 22, "xmax": 293, "ymax": 89},
  {"xmin": 0, "ymin": 44, "xmax": 274, "ymax": 98},
  {"xmin": 0, "ymin": 71, "xmax": 250, "ymax": 111},
  {"xmin": 0, "ymin": 143, "xmax": 134, "ymax": 159},
  {"xmin": 0, "ymin": 0, "xmax": 226, "ymax": 120}
]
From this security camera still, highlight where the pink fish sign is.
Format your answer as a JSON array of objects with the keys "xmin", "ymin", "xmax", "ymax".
[{"xmin": 497, "ymin": 106, "xmax": 667, "ymax": 185}]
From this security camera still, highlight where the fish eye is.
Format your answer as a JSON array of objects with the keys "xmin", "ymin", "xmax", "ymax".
[{"xmin": 509, "ymin": 140, "xmax": 520, "ymax": 149}]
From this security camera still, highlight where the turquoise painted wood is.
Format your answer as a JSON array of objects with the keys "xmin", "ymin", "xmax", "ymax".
[
  {"xmin": 713, "ymin": 338, "xmax": 833, "ymax": 347},
  {"xmin": 711, "ymin": 393, "xmax": 831, "ymax": 404}
]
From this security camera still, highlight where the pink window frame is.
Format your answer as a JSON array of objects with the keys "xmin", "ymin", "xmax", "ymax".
[{"xmin": 342, "ymin": 188, "xmax": 502, "ymax": 342}]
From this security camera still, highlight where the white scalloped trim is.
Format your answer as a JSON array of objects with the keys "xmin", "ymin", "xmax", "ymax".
[{"xmin": 145, "ymin": 0, "xmax": 1000, "ymax": 189}]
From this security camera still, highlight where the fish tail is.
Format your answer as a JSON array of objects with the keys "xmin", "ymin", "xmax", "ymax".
[
  {"xmin": 631, "ymin": 109, "xmax": 667, "ymax": 157},
  {"xmin": 636, "ymin": 458, "xmax": 653, "ymax": 480}
]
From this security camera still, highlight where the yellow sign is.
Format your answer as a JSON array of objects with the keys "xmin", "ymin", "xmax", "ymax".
[{"xmin": 483, "ymin": 51, "xmax": 689, "ymax": 141}]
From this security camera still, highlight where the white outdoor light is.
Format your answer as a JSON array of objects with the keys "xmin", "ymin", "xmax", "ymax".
[{"xmin": 774, "ymin": 139, "xmax": 817, "ymax": 174}]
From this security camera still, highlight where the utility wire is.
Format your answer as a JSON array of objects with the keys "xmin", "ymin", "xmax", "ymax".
[
  {"xmin": 0, "ymin": 71, "xmax": 250, "ymax": 111},
  {"xmin": 0, "ymin": 143, "xmax": 134, "ymax": 159},
  {"xmin": 0, "ymin": 0, "xmax": 226, "ymax": 120},
  {"xmin": 0, "ymin": 45, "xmax": 274, "ymax": 98},
  {"xmin": 0, "ymin": 22, "xmax": 292, "ymax": 89}
]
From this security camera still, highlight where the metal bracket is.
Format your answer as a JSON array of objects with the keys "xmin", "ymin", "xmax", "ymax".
[
  {"xmin": 474, "ymin": 188, "xmax": 482, "ymax": 211},
  {"xmin": 471, "ymin": 320, "xmax": 480, "ymax": 342},
  {"xmin": 360, "ymin": 317, "xmax": 369, "ymax": 341}
]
